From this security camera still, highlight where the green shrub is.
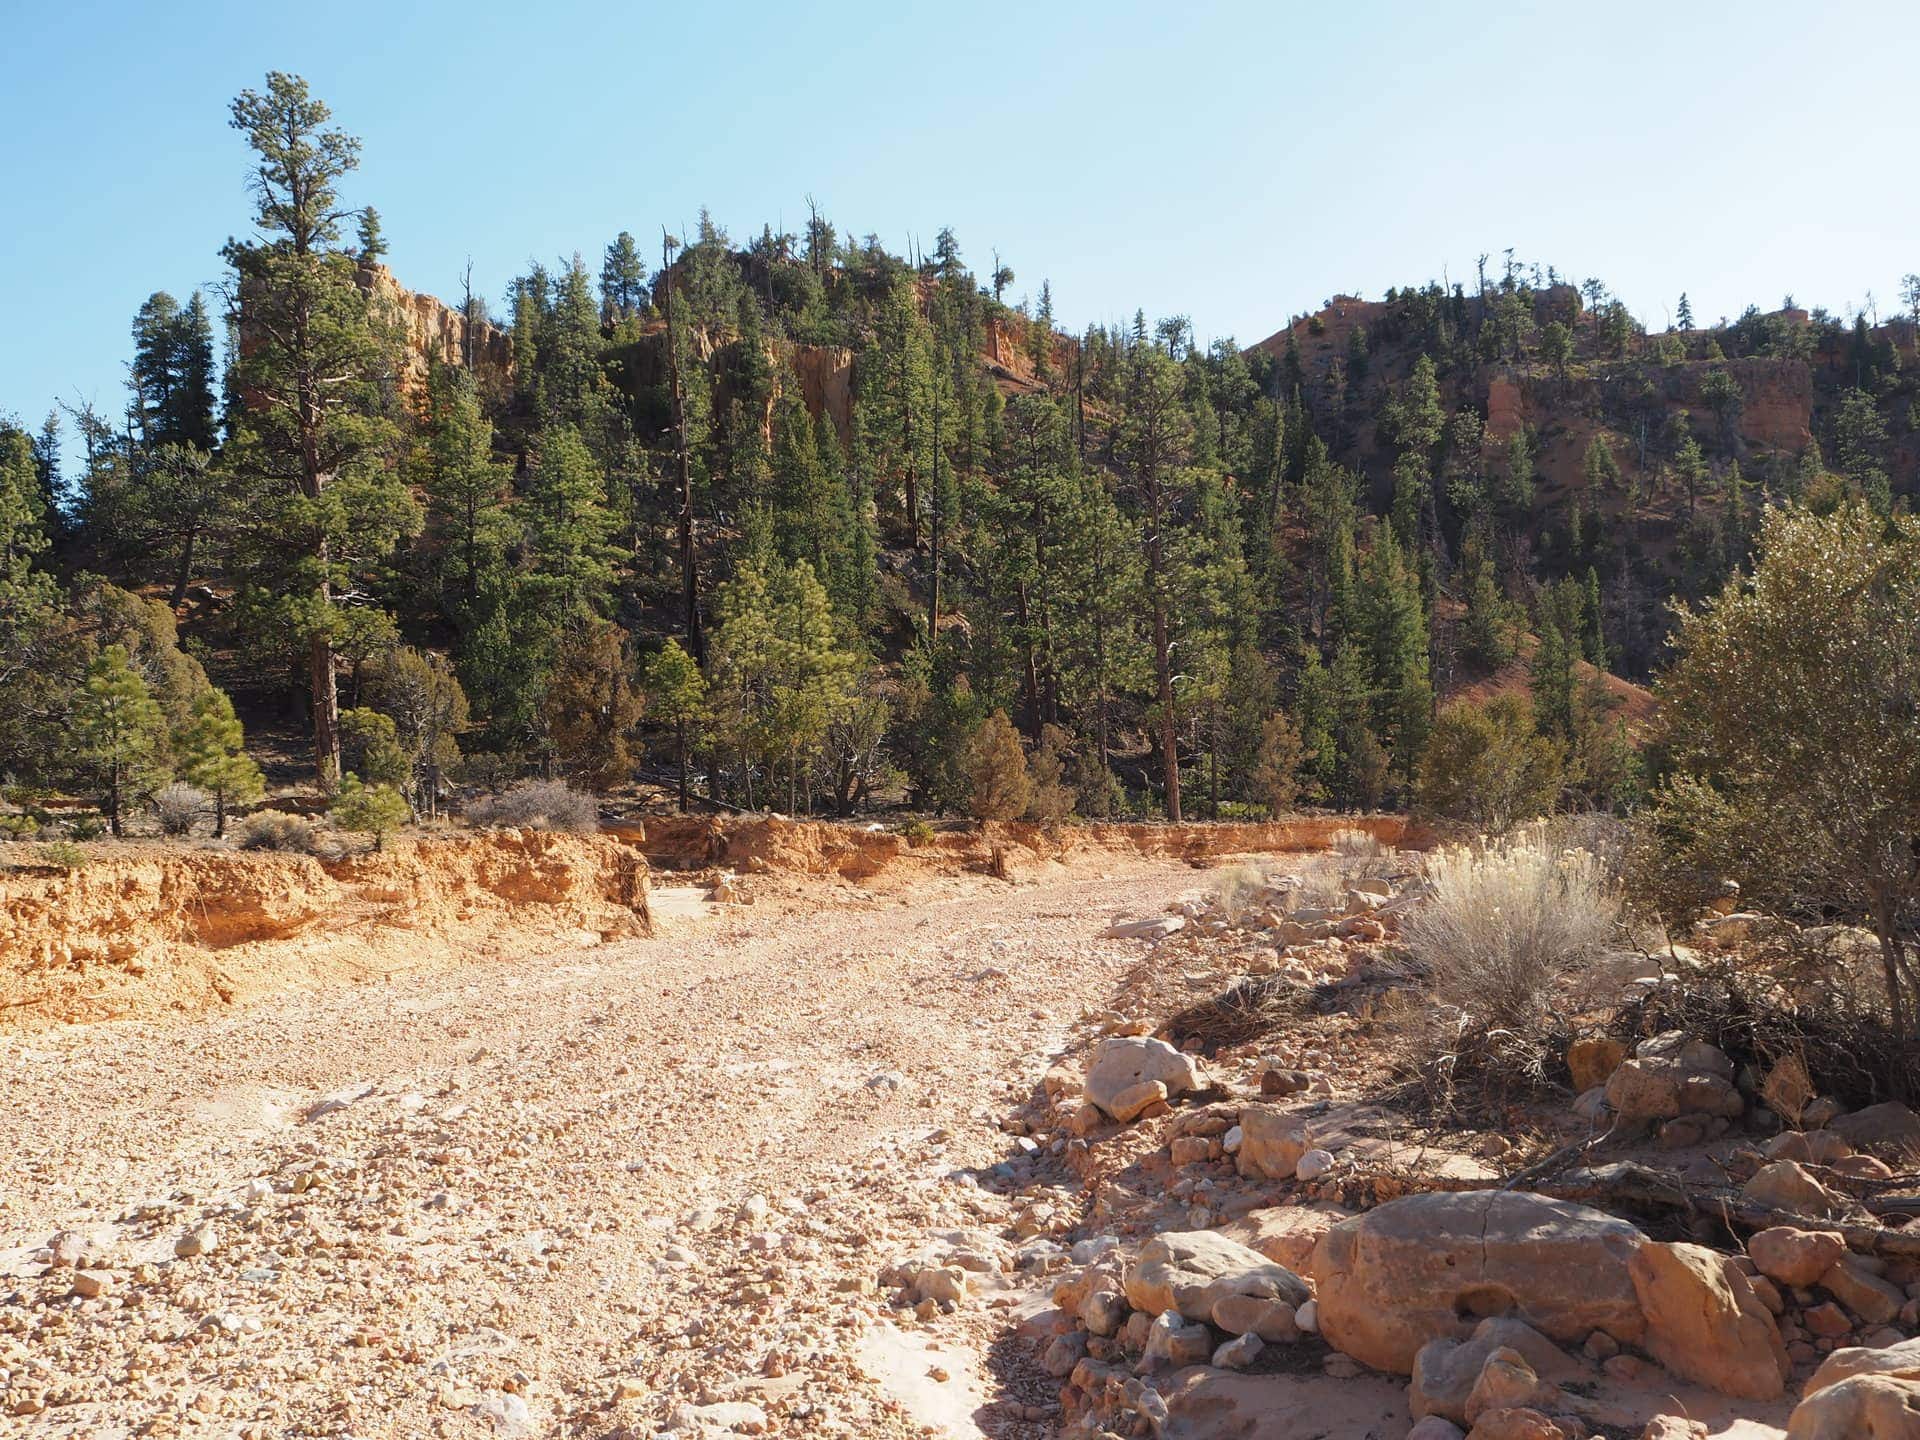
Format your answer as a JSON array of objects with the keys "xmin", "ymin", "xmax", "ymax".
[
  {"xmin": 331, "ymin": 774, "xmax": 410, "ymax": 850},
  {"xmin": 1416, "ymin": 694, "xmax": 1563, "ymax": 829},
  {"xmin": 37, "ymin": 841, "xmax": 88, "ymax": 871},
  {"xmin": 899, "ymin": 818, "xmax": 935, "ymax": 846},
  {"xmin": 963, "ymin": 711, "xmax": 1031, "ymax": 821}
]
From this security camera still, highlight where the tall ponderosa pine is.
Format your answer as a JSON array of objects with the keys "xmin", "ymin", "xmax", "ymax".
[
  {"xmin": 1117, "ymin": 345, "xmax": 1194, "ymax": 820},
  {"xmin": 223, "ymin": 72, "xmax": 410, "ymax": 786}
]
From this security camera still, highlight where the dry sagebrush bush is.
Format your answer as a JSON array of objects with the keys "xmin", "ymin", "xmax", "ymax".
[
  {"xmin": 464, "ymin": 779, "xmax": 599, "ymax": 833},
  {"xmin": 154, "ymin": 782, "xmax": 210, "ymax": 837},
  {"xmin": 1395, "ymin": 832, "xmax": 1621, "ymax": 1102},
  {"xmin": 233, "ymin": 811, "xmax": 319, "ymax": 853}
]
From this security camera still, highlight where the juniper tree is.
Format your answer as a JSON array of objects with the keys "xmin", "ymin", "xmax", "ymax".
[{"xmin": 1651, "ymin": 506, "xmax": 1920, "ymax": 1038}]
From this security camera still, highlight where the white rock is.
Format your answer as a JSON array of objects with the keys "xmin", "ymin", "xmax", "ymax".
[
  {"xmin": 1294, "ymin": 1148, "xmax": 1337, "ymax": 1181},
  {"xmin": 1295, "ymin": 1298, "xmax": 1319, "ymax": 1333}
]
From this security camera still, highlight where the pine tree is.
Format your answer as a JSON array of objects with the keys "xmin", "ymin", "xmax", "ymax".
[
  {"xmin": 130, "ymin": 291, "xmax": 219, "ymax": 451},
  {"xmin": 522, "ymin": 424, "xmax": 618, "ymax": 621},
  {"xmin": 332, "ymin": 772, "xmax": 409, "ymax": 849},
  {"xmin": 72, "ymin": 645, "xmax": 171, "ymax": 836},
  {"xmin": 600, "ymin": 231, "xmax": 648, "ymax": 324},
  {"xmin": 223, "ymin": 73, "xmax": 409, "ymax": 786},
  {"xmin": 1581, "ymin": 434, "xmax": 1621, "ymax": 492},
  {"xmin": 0, "ymin": 428, "xmax": 63, "ymax": 775},
  {"xmin": 1676, "ymin": 293, "xmax": 1694, "ymax": 330},
  {"xmin": 416, "ymin": 364, "xmax": 514, "ymax": 616},
  {"xmin": 1355, "ymin": 536, "xmax": 1432, "ymax": 778},
  {"xmin": 640, "ymin": 638, "xmax": 708, "ymax": 811},
  {"xmin": 541, "ymin": 618, "xmax": 640, "ymax": 790},
  {"xmin": 175, "ymin": 688, "xmax": 264, "ymax": 837},
  {"xmin": 1117, "ymin": 344, "xmax": 1194, "ymax": 821}
]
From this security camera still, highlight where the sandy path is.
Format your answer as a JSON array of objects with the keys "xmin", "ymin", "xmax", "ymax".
[{"xmin": 0, "ymin": 856, "xmax": 1214, "ymax": 1438}]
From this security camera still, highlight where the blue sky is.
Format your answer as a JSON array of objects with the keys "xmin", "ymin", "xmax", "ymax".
[{"xmin": 4, "ymin": 0, "xmax": 1918, "ymax": 446}]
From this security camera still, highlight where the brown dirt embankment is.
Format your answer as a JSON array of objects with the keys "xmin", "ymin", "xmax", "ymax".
[
  {"xmin": 0, "ymin": 829, "xmax": 648, "ymax": 1029},
  {"xmin": 631, "ymin": 812, "xmax": 1426, "ymax": 880}
]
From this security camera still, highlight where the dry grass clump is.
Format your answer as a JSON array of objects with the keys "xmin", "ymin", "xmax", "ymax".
[
  {"xmin": 1169, "ymin": 973, "xmax": 1316, "ymax": 1053},
  {"xmin": 1210, "ymin": 862, "xmax": 1265, "ymax": 921},
  {"xmin": 234, "ymin": 811, "xmax": 319, "ymax": 853},
  {"xmin": 154, "ymin": 782, "xmax": 210, "ymax": 837},
  {"xmin": 1395, "ymin": 831, "xmax": 1621, "ymax": 1104},
  {"xmin": 465, "ymin": 780, "xmax": 599, "ymax": 834}
]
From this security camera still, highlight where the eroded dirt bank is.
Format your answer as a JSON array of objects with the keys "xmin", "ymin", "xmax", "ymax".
[
  {"xmin": 0, "ymin": 817, "xmax": 1416, "ymax": 1031},
  {"xmin": 0, "ymin": 830, "xmax": 649, "ymax": 1028}
]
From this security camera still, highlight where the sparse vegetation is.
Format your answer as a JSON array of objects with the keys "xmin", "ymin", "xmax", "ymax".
[
  {"xmin": 331, "ymin": 774, "xmax": 410, "ymax": 850},
  {"xmin": 36, "ymin": 840, "xmax": 88, "ymax": 871},
  {"xmin": 233, "ymin": 811, "xmax": 320, "ymax": 853},
  {"xmin": 465, "ymin": 779, "xmax": 599, "ymax": 834},
  {"xmin": 153, "ymin": 782, "xmax": 210, "ymax": 837},
  {"xmin": 1398, "ymin": 832, "xmax": 1620, "ymax": 1094},
  {"xmin": 963, "ymin": 711, "xmax": 1031, "ymax": 822}
]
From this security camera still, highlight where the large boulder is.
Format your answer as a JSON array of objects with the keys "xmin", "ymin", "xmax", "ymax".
[
  {"xmin": 1410, "ymin": 1318, "xmax": 1583, "ymax": 1426},
  {"xmin": 1603, "ymin": 1032, "xmax": 1742, "ymax": 1126},
  {"xmin": 1124, "ymin": 1229, "xmax": 1309, "ymax": 1324},
  {"xmin": 1829, "ymin": 1102, "xmax": 1920, "ymax": 1157},
  {"xmin": 1748, "ymin": 1226, "xmax": 1848, "ymax": 1288},
  {"xmin": 1627, "ymin": 1241, "xmax": 1789, "ymax": 1399},
  {"xmin": 1786, "ymin": 1375, "xmax": 1920, "ymax": 1439},
  {"xmin": 1234, "ymin": 1104, "xmax": 1313, "ymax": 1180},
  {"xmin": 1084, "ymin": 1036, "xmax": 1203, "ymax": 1121},
  {"xmin": 1310, "ymin": 1191, "xmax": 1647, "ymax": 1374},
  {"xmin": 1804, "ymin": 1335, "xmax": 1920, "ymax": 1398},
  {"xmin": 1744, "ymin": 1160, "xmax": 1851, "ymax": 1219}
]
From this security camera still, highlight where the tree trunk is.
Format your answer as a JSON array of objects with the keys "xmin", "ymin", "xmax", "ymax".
[
  {"xmin": 169, "ymin": 529, "xmax": 195, "ymax": 608},
  {"xmin": 310, "ymin": 627, "xmax": 340, "ymax": 789},
  {"xmin": 928, "ymin": 384, "xmax": 942, "ymax": 641},
  {"xmin": 662, "ymin": 232, "xmax": 703, "ymax": 665},
  {"xmin": 1875, "ymin": 902, "xmax": 1911, "ymax": 1044},
  {"xmin": 1153, "ymin": 592, "xmax": 1180, "ymax": 823},
  {"xmin": 675, "ymin": 721, "xmax": 688, "ymax": 813}
]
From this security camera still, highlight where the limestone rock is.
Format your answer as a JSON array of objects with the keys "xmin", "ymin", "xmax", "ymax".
[
  {"xmin": 1137, "ymin": 1311, "xmax": 1213, "ymax": 1372},
  {"xmin": 1084, "ymin": 1037, "xmax": 1202, "ymax": 1121},
  {"xmin": 1411, "ymin": 1318, "xmax": 1583, "ymax": 1425},
  {"xmin": 1209, "ymin": 1291, "xmax": 1297, "ymax": 1341},
  {"xmin": 1828, "ymin": 1102, "xmax": 1920, "ymax": 1157},
  {"xmin": 1640, "ymin": 1420, "xmax": 1708, "ymax": 1440},
  {"xmin": 1211, "ymin": 1332, "xmax": 1262, "ymax": 1369},
  {"xmin": 1464, "ymin": 1409, "xmax": 1574, "ymax": 1440},
  {"xmin": 1311, "ymin": 1190, "xmax": 1646, "ymax": 1374},
  {"xmin": 1566, "ymin": 1035, "xmax": 1626, "ymax": 1092},
  {"xmin": 1744, "ymin": 1160, "xmax": 1849, "ymax": 1219},
  {"xmin": 1125, "ymin": 1229, "xmax": 1309, "ymax": 1322},
  {"xmin": 1464, "ymin": 1350, "xmax": 1561, "ymax": 1427},
  {"xmin": 1786, "ymin": 1374, "xmax": 1920, "ymax": 1439},
  {"xmin": 1234, "ymin": 1103, "xmax": 1312, "ymax": 1180},
  {"xmin": 1805, "ymin": 1335, "xmax": 1920, "ymax": 1398},
  {"xmin": 1223, "ymin": 1203, "xmax": 1351, "ymax": 1272},
  {"xmin": 1748, "ymin": 1226, "xmax": 1847, "ymax": 1288},
  {"xmin": 1628, "ymin": 1240, "xmax": 1789, "ymax": 1399},
  {"xmin": 1821, "ymin": 1259, "xmax": 1907, "ymax": 1325}
]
